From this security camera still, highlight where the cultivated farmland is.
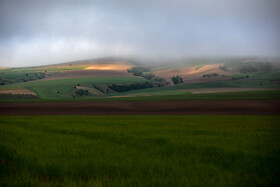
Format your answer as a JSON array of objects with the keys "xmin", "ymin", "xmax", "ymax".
[
  {"xmin": 0, "ymin": 57, "xmax": 279, "ymax": 187},
  {"xmin": 0, "ymin": 116, "xmax": 279, "ymax": 186}
]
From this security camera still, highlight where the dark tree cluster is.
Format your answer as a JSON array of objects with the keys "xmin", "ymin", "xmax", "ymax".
[
  {"xmin": 0, "ymin": 79, "xmax": 12, "ymax": 85},
  {"xmin": 93, "ymin": 81, "xmax": 167, "ymax": 94},
  {"xmin": 75, "ymin": 89, "xmax": 89, "ymax": 96},
  {"xmin": 109, "ymin": 82, "xmax": 154, "ymax": 92},
  {"xmin": 171, "ymin": 76, "xmax": 183, "ymax": 85},
  {"xmin": 202, "ymin": 73, "xmax": 218, "ymax": 78},
  {"xmin": 143, "ymin": 73, "xmax": 170, "ymax": 86},
  {"xmin": 143, "ymin": 73, "xmax": 155, "ymax": 80},
  {"xmin": 231, "ymin": 75, "xmax": 249, "ymax": 80},
  {"xmin": 23, "ymin": 72, "xmax": 46, "ymax": 82},
  {"xmin": 127, "ymin": 67, "xmax": 150, "ymax": 76},
  {"xmin": 35, "ymin": 72, "xmax": 46, "ymax": 79},
  {"xmin": 93, "ymin": 85, "xmax": 111, "ymax": 94}
]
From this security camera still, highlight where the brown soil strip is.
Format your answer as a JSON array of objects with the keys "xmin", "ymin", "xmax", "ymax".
[
  {"xmin": 0, "ymin": 89, "xmax": 36, "ymax": 95},
  {"xmin": 274, "ymin": 81, "xmax": 280, "ymax": 85},
  {"xmin": 0, "ymin": 100, "xmax": 279, "ymax": 115}
]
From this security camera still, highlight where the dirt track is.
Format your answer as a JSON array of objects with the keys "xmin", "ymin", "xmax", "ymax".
[{"xmin": 0, "ymin": 100, "xmax": 279, "ymax": 115}]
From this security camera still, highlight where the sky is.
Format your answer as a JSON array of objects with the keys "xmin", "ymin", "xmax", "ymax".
[{"xmin": 0, "ymin": 0, "xmax": 279, "ymax": 67}]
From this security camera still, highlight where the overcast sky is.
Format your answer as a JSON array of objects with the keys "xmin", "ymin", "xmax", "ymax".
[{"xmin": 0, "ymin": 0, "xmax": 279, "ymax": 67}]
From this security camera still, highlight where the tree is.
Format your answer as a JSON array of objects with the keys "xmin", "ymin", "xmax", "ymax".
[
  {"xmin": 127, "ymin": 67, "xmax": 150, "ymax": 76},
  {"xmin": 171, "ymin": 76, "xmax": 183, "ymax": 85}
]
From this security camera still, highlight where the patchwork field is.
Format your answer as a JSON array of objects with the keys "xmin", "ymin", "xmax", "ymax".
[
  {"xmin": 0, "ymin": 58, "xmax": 279, "ymax": 101},
  {"xmin": 153, "ymin": 63, "xmax": 231, "ymax": 83},
  {"xmin": 0, "ymin": 58, "xmax": 279, "ymax": 186},
  {"xmin": 0, "ymin": 77, "xmax": 146, "ymax": 99},
  {"xmin": 0, "ymin": 115, "xmax": 279, "ymax": 186}
]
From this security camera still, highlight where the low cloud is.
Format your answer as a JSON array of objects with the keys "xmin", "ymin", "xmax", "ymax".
[{"xmin": 0, "ymin": 0, "xmax": 279, "ymax": 67}]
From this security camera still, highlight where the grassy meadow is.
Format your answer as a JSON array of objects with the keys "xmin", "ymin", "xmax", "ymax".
[
  {"xmin": 102, "ymin": 89, "xmax": 280, "ymax": 101},
  {"xmin": 0, "ymin": 77, "xmax": 146, "ymax": 99},
  {"xmin": 1, "ymin": 89, "xmax": 279, "ymax": 102},
  {"xmin": 0, "ymin": 115, "xmax": 279, "ymax": 186}
]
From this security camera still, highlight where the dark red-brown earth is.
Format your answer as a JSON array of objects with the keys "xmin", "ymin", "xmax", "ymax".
[{"xmin": 0, "ymin": 100, "xmax": 279, "ymax": 115}]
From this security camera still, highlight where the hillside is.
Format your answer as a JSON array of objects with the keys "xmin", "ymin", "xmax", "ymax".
[{"xmin": 0, "ymin": 57, "xmax": 279, "ymax": 101}]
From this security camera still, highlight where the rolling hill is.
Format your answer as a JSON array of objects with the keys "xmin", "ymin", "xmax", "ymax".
[{"xmin": 0, "ymin": 57, "xmax": 279, "ymax": 101}]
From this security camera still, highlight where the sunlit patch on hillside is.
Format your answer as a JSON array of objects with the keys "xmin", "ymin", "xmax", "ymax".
[
  {"xmin": 153, "ymin": 63, "xmax": 231, "ymax": 83},
  {"xmin": 84, "ymin": 64, "xmax": 132, "ymax": 71}
]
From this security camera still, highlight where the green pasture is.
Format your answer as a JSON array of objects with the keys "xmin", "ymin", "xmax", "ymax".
[
  {"xmin": 1, "ymin": 61, "xmax": 279, "ymax": 100},
  {"xmin": 105, "ymin": 79, "xmax": 280, "ymax": 98},
  {"xmin": 248, "ymin": 71, "xmax": 280, "ymax": 80},
  {"xmin": 0, "ymin": 71, "xmax": 47, "ymax": 84},
  {"xmin": 102, "ymin": 90, "xmax": 280, "ymax": 101},
  {"xmin": 0, "ymin": 89, "xmax": 279, "ymax": 102},
  {"xmin": 0, "ymin": 77, "xmax": 145, "ymax": 89},
  {"xmin": 0, "ymin": 115, "xmax": 279, "ymax": 186},
  {"xmin": 220, "ymin": 79, "xmax": 279, "ymax": 88},
  {"xmin": 0, "ymin": 77, "xmax": 146, "ymax": 99},
  {"xmin": 0, "ymin": 66, "xmax": 87, "ymax": 84}
]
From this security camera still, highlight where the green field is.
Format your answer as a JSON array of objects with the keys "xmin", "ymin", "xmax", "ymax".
[
  {"xmin": 0, "ymin": 77, "xmax": 146, "ymax": 99},
  {"xmin": 0, "ymin": 77, "xmax": 146, "ymax": 89},
  {"xmin": 0, "ymin": 116, "xmax": 279, "ymax": 186},
  {"xmin": 1, "ymin": 76, "xmax": 279, "ymax": 101},
  {"xmin": 103, "ymin": 90, "xmax": 280, "ymax": 101},
  {"xmin": 1, "ymin": 89, "xmax": 279, "ymax": 102},
  {"xmin": 0, "ymin": 66, "xmax": 88, "ymax": 85},
  {"xmin": 1, "ymin": 59, "xmax": 279, "ymax": 101}
]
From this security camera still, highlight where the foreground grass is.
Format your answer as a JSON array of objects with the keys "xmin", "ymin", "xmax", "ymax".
[{"xmin": 0, "ymin": 116, "xmax": 279, "ymax": 186}]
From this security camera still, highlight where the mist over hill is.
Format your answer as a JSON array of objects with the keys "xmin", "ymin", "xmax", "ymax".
[{"xmin": 0, "ymin": 0, "xmax": 279, "ymax": 67}]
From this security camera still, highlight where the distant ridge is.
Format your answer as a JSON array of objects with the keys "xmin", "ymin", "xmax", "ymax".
[{"xmin": 41, "ymin": 56, "xmax": 138, "ymax": 67}]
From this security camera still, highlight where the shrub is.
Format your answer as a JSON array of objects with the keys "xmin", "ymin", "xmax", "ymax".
[
  {"xmin": 171, "ymin": 76, "xmax": 183, "ymax": 85},
  {"xmin": 127, "ymin": 67, "xmax": 150, "ymax": 76},
  {"xmin": 143, "ymin": 73, "xmax": 155, "ymax": 80},
  {"xmin": 203, "ymin": 73, "xmax": 218, "ymax": 78},
  {"xmin": 75, "ymin": 89, "xmax": 89, "ymax": 96}
]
